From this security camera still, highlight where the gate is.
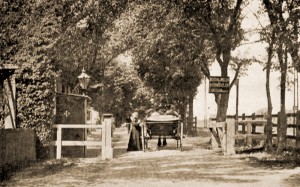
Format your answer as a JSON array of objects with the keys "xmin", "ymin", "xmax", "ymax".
[{"xmin": 54, "ymin": 93, "xmax": 87, "ymax": 158}]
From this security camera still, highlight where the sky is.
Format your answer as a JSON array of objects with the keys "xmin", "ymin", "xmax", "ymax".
[
  {"xmin": 193, "ymin": 0, "xmax": 299, "ymax": 120},
  {"xmin": 193, "ymin": 62, "xmax": 299, "ymax": 119}
]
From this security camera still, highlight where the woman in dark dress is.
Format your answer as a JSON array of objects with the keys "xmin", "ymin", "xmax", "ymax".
[{"xmin": 127, "ymin": 112, "xmax": 142, "ymax": 151}]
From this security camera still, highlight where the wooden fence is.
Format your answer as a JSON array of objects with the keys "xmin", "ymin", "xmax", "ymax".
[
  {"xmin": 235, "ymin": 120, "xmax": 267, "ymax": 146},
  {"xmin": 0, "ymin": 129, "xmax": 36, "ymax": 168},
  {"xmin": 209, "ymin": 111, "xmax": 300, "ymax": 154},
  {"xmin": 226, "ymin": 112, "xmax": 300, "ymax": 141},
  {"xmin": 51, "ymin": 114, "xmax": 113, "ymax": 160}
]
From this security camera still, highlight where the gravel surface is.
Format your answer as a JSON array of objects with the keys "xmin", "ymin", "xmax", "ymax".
[{"xmin": 1, "ymin": 126, "xmax": 300, "ymax": 187}]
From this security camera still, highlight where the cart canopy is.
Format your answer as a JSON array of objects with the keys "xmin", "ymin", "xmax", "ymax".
[{"xmin": 146, "ymin": 115, "xmax": 180, "ymax": 122}]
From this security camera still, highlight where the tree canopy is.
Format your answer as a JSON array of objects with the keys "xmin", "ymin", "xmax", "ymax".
[{"xmin": 2, "ymin": 0, "xmax": 300, "ymax": 155}]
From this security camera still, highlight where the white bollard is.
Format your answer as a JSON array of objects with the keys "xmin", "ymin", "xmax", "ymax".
[
  {"xmin": 102, "ymin": 113, "xmax": 113, "ymax": 160},
  {"xmin": 225, "ymin": 121, "xmax": 236, "ymax": 155}
]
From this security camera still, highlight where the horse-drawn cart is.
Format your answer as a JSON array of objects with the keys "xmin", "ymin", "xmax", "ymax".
[{"xmin": 141, "ymin": 115, "xmax": 183, "ymax": 151}]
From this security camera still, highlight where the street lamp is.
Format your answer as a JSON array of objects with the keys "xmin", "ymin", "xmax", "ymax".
[
  {"xmin": 78, "ymin": 68, "xmax": 90, "ymax": 123},
  {"xmin": 78, "ymin": 68, "xmax": 90, "ymax": 91},
  {"xmin": 78, "ymin": 68, "xmax": 90, "ymax": 157}
]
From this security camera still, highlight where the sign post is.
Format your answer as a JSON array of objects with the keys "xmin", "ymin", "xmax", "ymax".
[{"xmin": 209, "ymin": 76, "xmax": 230, "ymax": 94}]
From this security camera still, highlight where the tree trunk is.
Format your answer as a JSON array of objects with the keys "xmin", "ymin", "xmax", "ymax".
[
  {"xmin": 210, "ymin": 50, "xmax": 230, "ymax": 148},
  {"xmin": 215, "ymin": 57, "xmax": 230, "ymax": 122},
  {"xmin": 277, "ymin": 110, "xmax": 287, "ymax": 153},
  {"xmin": 215, "ymin": 93, "xmax": 229, "ymax": 122},
  {"xmin": 100, "ymin": 64, "xmax": 105, "ymax": 117},
  {"xmin": 180, "ymin": 96, "xmax": 188, "ymax": 134},
  {"xmin": 265, "ymin": 30, "xmax": 275, "ymax": 152},
  {"xmin": 277, "ymin": 44, "xmax": 288, "ymax": 154},
  {"xmin": 187, "ymin": 93, "xmax": 194, "ymax": 135}
]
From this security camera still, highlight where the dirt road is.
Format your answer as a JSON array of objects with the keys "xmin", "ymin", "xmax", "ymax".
[{"xmin": 1, "ymin": 126, "xmax": 300, "ymax": 187}]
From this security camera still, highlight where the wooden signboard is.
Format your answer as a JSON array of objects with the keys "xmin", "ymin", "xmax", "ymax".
[{"xmin": 209, "ymin": 76, "xmax": 230, "ymax": 93}]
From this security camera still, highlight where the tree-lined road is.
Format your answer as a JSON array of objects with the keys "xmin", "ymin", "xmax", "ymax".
[{"xmin": 2, "ymin": 127, "xmax": 300, "ymax": 187}]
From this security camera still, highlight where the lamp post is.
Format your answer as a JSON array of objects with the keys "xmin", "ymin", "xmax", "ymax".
[
  {"xmin": 78, "ymin": 68, "xmax": 90, "ymax": 124},
  {"xmin": 78, "ymin": 68, "xmax": 90, "ymax": 91},
  {"xmin": 78, "ymin": 68, "xmax": 90, "ymax": 157}
]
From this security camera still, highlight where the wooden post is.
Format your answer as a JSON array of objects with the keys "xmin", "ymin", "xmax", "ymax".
[
  {"xmin": 242, "ymin": 113, "xmax": 246, "ymax": 134},
  {"xmin": 209, "ymin": 122, "xmax": 224, "ymax": 150},
  {"xmin": 84, "ymin": 95, "xmax": 87, "ymax": 157},
  {"xmin": 210, "ymin": 127, "xmax": 220, "ymax": 150},
  {"xmin": 101, "ymin": 118, "xmax": 106, "ymax": 159},
  {"xmin": 251, "ymin": 113, "xmax": 256, "ymax": 134},
  {"xmin": 0, "ymin": 64, "xmax": 18, "ymax": 129},
  {"xmin": 4, "ymin": 75, "xmax": 17, "ymax": 129},
  {"xmin": 56, "ymin": 126, "xmax": 62, "ymax": 159},
  {"xmin": 247, "ymin": 121, "xmax": 252, "ymax": 146},
  {"xmin": 296, "ymin": 111, "xmax": 300, "ymax": 147},
  {"xmin": 251, "ymin": 113, "xmax": 257, "ymax": 146},
  {"xmin": 180, "ymin": 121, "xmax": 183, "ymax": 151},
  {"xmin": 235, "ymin": 79, "xmax": 239, "ymax": 134},
  {"xmin": 277, "ymin": 112, "xmax": 281, "ymax": 145},
  {"xmin": 49, "ymin": 131, "xmax": 54, "ymax": 159},
  {"xmin": 226, "ymin": 121, "xmax": 236, "ymax": 155},
  {"xmin": 0, "ymin": 81, "xmax": 3, "ymax": 125},
  {"xmin": 142, "ymin": 123, "xmax": 145, "ymax": 152},
  {"xmin": 194, "ymin": 116, "xmax": 197, "ymax": 135},
  {"xmin": 221, "ymin": 126, "xmax": 226, "ymax": 153},
  {"xmin": 102, "ymin": 113, "xmax": 113, "ymax": 160},
  {"xmin": 235, "ymin": 114, "xmax": 239, "ymax": 134}
]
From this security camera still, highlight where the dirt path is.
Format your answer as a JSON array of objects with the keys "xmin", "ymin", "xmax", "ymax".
[{"xmin": 2, "ymin": 126, "xmax": 300, "ymax": 187}]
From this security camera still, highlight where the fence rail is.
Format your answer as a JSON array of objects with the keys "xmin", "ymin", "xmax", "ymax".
[
  {"xmin": 236, "ymin": 120, "xmax": 267, "ymax": 147},
  {"xmin": 209, "ymin": 112, "xmax": 300, "ymax": 154},
  {"xmin": 211, "ymin": 112, "xmax": 299, "ymax": 140},
  {"xmin": 51, "ymin": 114, "xmax": 113, "ymax": 160}
]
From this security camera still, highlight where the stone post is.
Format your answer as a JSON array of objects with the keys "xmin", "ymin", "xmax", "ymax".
[
  {"xmin": 102, "ymin": 113, "xmax": 113, "ymax": 160},
  {"xmin": 56, "ymin": 126, "xmax": 62, "ymax": 159},
  {"xmin": 225, "ymin": 121, "xmax": 236, "ymax": 155}
]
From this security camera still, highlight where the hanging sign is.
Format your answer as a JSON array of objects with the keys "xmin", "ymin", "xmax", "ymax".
[{"xmin": 209, "ymin": 76, "xmax": 230, "ymax": 93}]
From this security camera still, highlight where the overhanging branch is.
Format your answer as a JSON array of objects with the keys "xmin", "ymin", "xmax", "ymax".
[{"xmin": 229, "ymin": 63, "xmax": 242, "ymax": 89}]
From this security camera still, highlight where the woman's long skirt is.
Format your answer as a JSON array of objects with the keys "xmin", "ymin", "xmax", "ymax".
[{"xmin": 127, "ymin": 125, "xmax": 142, "ymax": 151}]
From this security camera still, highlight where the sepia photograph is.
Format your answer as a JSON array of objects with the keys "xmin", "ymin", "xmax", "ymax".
[{"xmin": 1, "ymin": 0, "xmax": 300, "ymax": 186}]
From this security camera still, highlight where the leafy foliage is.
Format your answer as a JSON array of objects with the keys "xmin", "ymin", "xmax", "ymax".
[
  {"xmin": 90, "ymin": 60, "xmax": 148, "ymax": 125},
  {"xmin": 108, "ymin": 1, "xmax": 205, "ymax": 110},
  {"xmin": 0, "ymin": 0, "xmax": 30, "ymax": 64},
  {"xmin": 52, "ymin": 0, "xmax": 129, "ymax": 88},
  {"xmin": 14, "ymin": 0, "xmax": 62, "ymax": 146},
  {"xmin": 3, "ymin": 0, "xmax": 131, "ymax": 147}
]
